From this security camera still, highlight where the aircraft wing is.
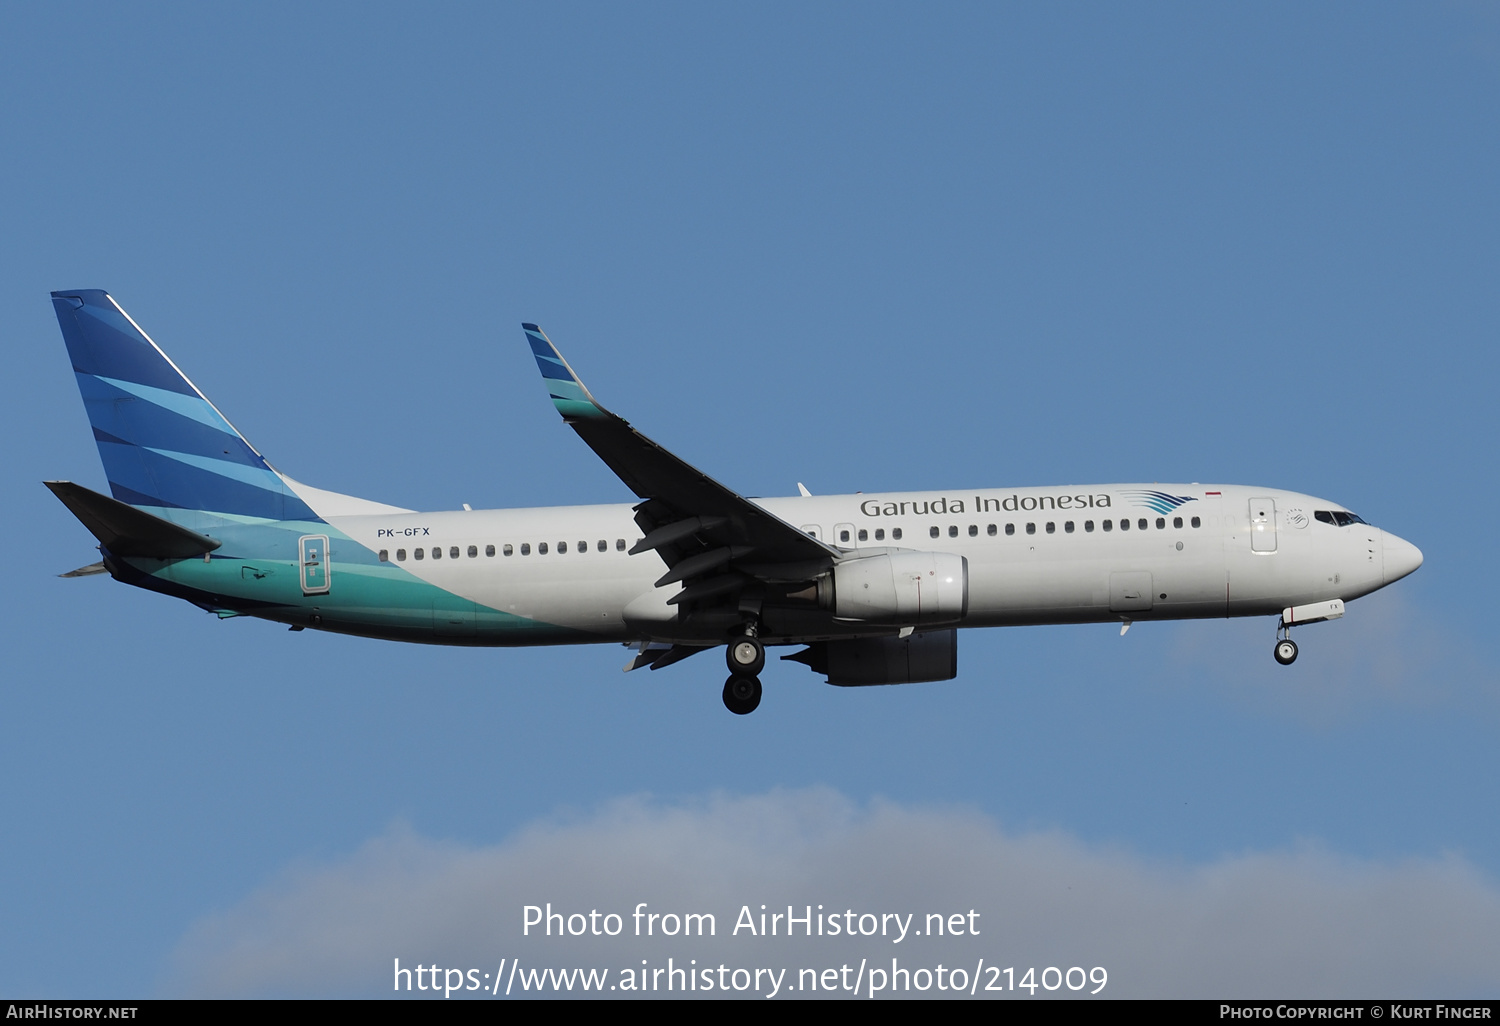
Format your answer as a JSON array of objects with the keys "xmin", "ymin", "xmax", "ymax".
[{"xmin": 522, "ymin": 324, "xmax": 838, "ymax": 599}]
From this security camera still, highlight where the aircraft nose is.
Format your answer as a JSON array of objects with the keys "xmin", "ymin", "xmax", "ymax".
[{"xmin": 1382, "ymin": 530, "xmax": 1423, "ymax": 584}]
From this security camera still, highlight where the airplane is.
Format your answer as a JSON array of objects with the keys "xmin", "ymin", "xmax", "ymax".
[{"xmin": 46, "ymin": 289, "xmax": 1423, "ymax": 715}]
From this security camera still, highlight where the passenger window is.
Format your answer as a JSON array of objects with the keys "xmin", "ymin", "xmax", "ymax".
[
  {"xmin": 892, "ymin": 528, "xmax": 903, "ymax": 540},
  {"xmin": 450, "ymin": 546, "xmax": 460, "ymax": 559},
  {"xmin": 930, "ymin": 526, "xmax": 940, "ymax": 539},
  {"xmin": 598, "ymin": 540, "xmax": 607, "ymax": 552},
  {"xmin": 1138, "ymin": 519, "xmax": 1148, "ymax": 531},
  {"xmin": 433, "ymin": 547, "xmax": 443, "ymax": 559},
  {"xmin": 414, "ymin": 548, "xmax": 425, "ymax": 560},
  {"xmin": 1156, "ymin": 518, "xmax": 1165, "ymax": 530},
  {"xmin": 521, "ymin": 543, "xmax": 531, "ymax": 555},
  {"xmin": 578, "ymin": 541, "xmax": 588, "ymax": 552},
  {"xmin": 1191, "ymin": 517, "xmax": 1201, "ymax": 528},
  {"xmin": 379, "ymin": 549, "xmax": 389, "ymax": 562},
  {"xmin": 1005, "ymin": 523, "xmax": 1015, "ymax": 536},
  {"xmin": 503, "ymin": 544, "xmax": 513, "ymax": 556},
  {"xmin": 987, "ymin": 524, "xmax": 997, "ymax": 536},
  {"xmin": 558, "ymin": 541, "xmax": 567, "ymax": 553},
  {"xmin": 968, "ymin": 525, "xmax": 977, "ymax": 537},
  {"xmin": 486, "ymin": 544, "xmax": 496, "ymax": 556},
  {"xmin": 396, "ymin": 548, "xmax": 407, "ymax": 561},
  {"xmin": 1119, "ymin": 519, "xmax": 1129, "ymax": 531},
  {"xmin": 1026, "ymin": 523, "xmax": 1036, "ymax": 535},
  {"xmin": 1103, "ymin": 520, "xmax": 1113, "ymax": 532},
  {"xmin": 1065, "ymin": 521, "xmax": 1075, "ymax": 533},
  {"xmin": 538, "ymin": 542, "xmax": 548, "ymax": 555},
  {"xmin": 1173, "ymin": 517, "xmax": 1183, "ymax": 529},
  {"xmin": 875, "ymin": 528, "xmax": 885, "ymax": 541},
  {"xmin": 839, "ymin": 529, "xmax": 850, "ymax": 542},
  {"xmin": 858, "ymin": 529, "xmax": 868, "ymax": 541},
  {"xmin": 1084, "ymin": 520, "xmax": 1094, "ymax": 532},
  {"xmin": 468, "ymin": 545, "xmax": 478, "ymax": 557},
  {"xmin": 616, "ymin": 539, "xmax": 626, "ymax": 551},
  {"xmin": 1045, "ymin": 522, "xmax": 1055, "ymax": 534},
  {"xmin": 948, "ymin": 525, "xmax": 958, "ymax": 538}
]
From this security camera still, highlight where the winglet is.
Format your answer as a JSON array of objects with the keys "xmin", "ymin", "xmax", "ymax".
[{"xmin": 523, "ymin": 323, "xmax": 608, "ymax": 421}]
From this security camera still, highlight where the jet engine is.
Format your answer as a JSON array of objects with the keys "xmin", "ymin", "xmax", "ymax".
[
  {"xmin": 785, "ymin": 629, "xmax": 959, "ymax": 686},
  {"xmin": 829, "ymin": 551, "xmax": 968, "ymax": 625}
]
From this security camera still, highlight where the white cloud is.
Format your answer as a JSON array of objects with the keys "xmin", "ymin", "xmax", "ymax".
[
  {"xmin": 1167, "ymin": 590, "xmax": 1500, "ymax": 725},
  {"xmin": 166, "ymin": 788, "xmax": 1500, "ymax": 998}
]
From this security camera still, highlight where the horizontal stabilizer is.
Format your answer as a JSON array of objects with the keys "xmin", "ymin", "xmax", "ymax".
[
  {"xmin": 45, "ymin": 480, "xmax": 222, "ymax": 559},
  {"xmin": 59, "ymin": 562, "xmax": 108, "ymax": 578}
]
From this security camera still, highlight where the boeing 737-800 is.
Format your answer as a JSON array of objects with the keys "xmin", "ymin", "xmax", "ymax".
[{"xmin": 47, "ymin": 290, "xmax": 1423, "ymax": 714}]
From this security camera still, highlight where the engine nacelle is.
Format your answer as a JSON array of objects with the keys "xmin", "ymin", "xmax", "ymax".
[
  {"xmin": 786, "ymin": 629, "xmax": 959, "ymax": 686},
  {"xmin": 831, "ymin": 551, "xmax": 968, "ymax": 625}
]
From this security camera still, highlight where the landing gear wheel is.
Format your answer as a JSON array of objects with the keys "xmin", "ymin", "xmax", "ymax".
[
  {"xmin": 1274, "ymin": 638, "xmax": 1299, "ymax": 665},
  {"xmin": 722, "ymin": 675, "xmax": 762, "ymax": 715},
  {"xmin": 726, "ymin": 635, "xmax": 766, "ymax": 676}
]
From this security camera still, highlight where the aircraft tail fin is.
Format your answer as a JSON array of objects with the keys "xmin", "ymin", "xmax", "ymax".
[{"xmin": 50, "ymin": 290, "xmax": 320, "ymax": 521}]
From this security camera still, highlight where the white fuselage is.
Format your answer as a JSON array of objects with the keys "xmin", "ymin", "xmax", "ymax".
[{"xmin": 324, "ymin": 483, "xmax": 1421, "ymax": 646}]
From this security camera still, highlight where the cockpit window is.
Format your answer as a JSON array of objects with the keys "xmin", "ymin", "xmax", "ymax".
[{"xmin": 1315, "ymin": 510, "xmax": 1368, "ymax": 527}]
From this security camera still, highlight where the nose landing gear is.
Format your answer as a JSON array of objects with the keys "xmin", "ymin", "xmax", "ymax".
[{"xmin": 1274, "ymin": 618, "xmax": 1298, "ymax": 665}]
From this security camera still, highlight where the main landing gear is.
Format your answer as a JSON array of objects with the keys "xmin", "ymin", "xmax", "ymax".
[
  {"xmin": 1274, "ymin": 619, "xmax": 1299, "ymax": 665},
  {"xmin": 722, "ymin": 626, "xmax": 765, "ymax": 714},
  {"xmin": 723, "ymin": 674, "xmax": 762, "ymax": 715},
  {"xmin": 726, "ymin": 634, "xmax": 765, "ymax": 676}
]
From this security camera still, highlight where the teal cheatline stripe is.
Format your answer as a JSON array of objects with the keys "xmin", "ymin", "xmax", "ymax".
[
  {"xmin": 138, "ymin": 524, "xmax": 598, "ymax": 645},
  {"xmin": 551, "ymin": 398, "xmax": 604, "ymax": 419}
]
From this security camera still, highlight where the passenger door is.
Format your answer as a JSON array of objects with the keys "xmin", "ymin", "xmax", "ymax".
[{"xmin": 1249, "ymin": 498, "xmax": 1277, "ymax": 552}]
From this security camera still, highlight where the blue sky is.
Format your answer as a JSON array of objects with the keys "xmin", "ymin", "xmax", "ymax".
[{"xmin": 2, "ymin": 3, "xmax": 1497, "ymax": 997}]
